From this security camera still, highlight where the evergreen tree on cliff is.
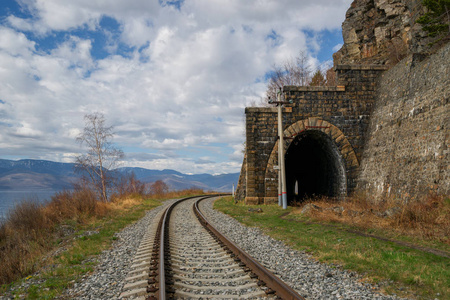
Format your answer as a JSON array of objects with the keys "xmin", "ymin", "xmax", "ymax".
[{"xmin": 417, "ymin": 0, "xmax": 450, "ymax": 42}]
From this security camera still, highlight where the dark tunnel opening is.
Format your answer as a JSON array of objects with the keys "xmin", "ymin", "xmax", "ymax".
[{"xmin": 285, "ymin": 130, "xmax": 346, "ymax": 204}]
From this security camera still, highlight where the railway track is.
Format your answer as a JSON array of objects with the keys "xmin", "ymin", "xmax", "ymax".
[{"xmin": 121, "ymin": 195, "xmax": 304, "ymax": 299}]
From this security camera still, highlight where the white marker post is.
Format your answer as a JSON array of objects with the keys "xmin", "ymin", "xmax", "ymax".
[{"xmin": 274, "ymin": 165, "xmax": 281, "ymax": 206}]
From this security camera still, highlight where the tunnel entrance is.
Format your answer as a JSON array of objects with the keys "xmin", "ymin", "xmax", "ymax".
[{"xmin": 285, "ymin": 130, "xmax": 346, "ymax": 203}]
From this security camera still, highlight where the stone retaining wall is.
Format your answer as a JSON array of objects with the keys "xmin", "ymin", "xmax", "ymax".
[{"xmin": 356, "ymin": 43, "xmax": 449, "ymax": 201}]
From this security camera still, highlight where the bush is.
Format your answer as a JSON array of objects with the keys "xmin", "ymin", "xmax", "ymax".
[
  {"xmin": 0, "ymin": 199, "xmax": 52, "ymax": 284},
  {"xmin": 114, "ymin": 172, "xmax": 146, "ymax": 198},
  {"xmin": 5, "ymin": 199, "xmax": 49, "ymax": 237},
  {"xmin": 45, "ymin": 185, "xmax": 105, "ymax": 223},
  {"xmin": 0, "ymin": 185, "xmax": 110, "ymax": 285},
  {"xmin": 148, "ymin": 180, "xmax": 169, "ymax": 197}
]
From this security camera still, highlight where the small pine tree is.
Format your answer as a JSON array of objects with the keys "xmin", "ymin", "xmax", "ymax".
[
  {"xmin": 309, "ymin": 70, "xmax": 326, "ymax": 86},
  {"xmin": 417, "ymin": 0, "xmax": 450, "ymax": 41}
]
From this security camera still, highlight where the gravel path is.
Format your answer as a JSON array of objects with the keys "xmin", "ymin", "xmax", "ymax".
[{"xmin": 0, "ymin": 197, "xmax": 408, "ymax": 300}]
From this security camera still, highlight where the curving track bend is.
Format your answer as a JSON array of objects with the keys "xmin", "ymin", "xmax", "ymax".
[{"xmin": 120, "ymin": 196, "xmax": 303, "ymax": 300}]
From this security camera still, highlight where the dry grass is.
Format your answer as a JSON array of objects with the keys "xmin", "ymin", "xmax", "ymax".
[
  {"xmin": 0, "ymin": 200, "xmax": 48, "ymax": 284},
  {"xmin": 109, "ymin": 194, "xmax": 144, "ymax": 210},
  {"xmin": 0, "ymin": 181, "xmax": 149, "ymax": 285},
  {"xmin": 150, "ymin": 187, "xmax": 206, "ymax": 200},
  {"xmin": 0, "ymin": 177, "xmax": 207, "ymax": 286},
  {"xmin": 0, "ymin": 187, "xmax": 107, "ymax": 285},
  {"xmin": 292, "ymin": 193, "xmax": 450, "ymax": 245},
  {"xmin": 216, "ymin": 196, "xmax": 450, "ymax": 298},
  {"xmin": 45, "ymin": 186, "xmax": 110, "ymax": 224}
]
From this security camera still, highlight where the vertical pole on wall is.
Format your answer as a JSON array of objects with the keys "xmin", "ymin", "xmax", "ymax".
[
  {"xmin": 277, "ymin": 89, "xmax": 288, "ymax": 210},
  {"xmin": 232, "ymin": 183, "xmax": 235, "ymax": 198},
  {"xmin": 269, "ymin": 88, "xmax": 291, "ymax": 209}
]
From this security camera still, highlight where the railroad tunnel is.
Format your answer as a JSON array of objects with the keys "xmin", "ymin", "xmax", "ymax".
[{"xmin": 285, "ymin": 130, "xmax": 347, "ymax": 204}]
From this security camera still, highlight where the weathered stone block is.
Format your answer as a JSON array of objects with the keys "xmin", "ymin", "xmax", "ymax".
[
  {"xmin": 245, "ymin": 197, "xmax": 262, "ymax": 205},
  {"xmin": 264, "ymin": 197, "xmax": 278, "ymax": 205}
]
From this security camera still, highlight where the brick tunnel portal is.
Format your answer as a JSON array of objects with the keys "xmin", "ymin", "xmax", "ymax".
[{"xmin": 285, "ymin": 130, "xmax": 347, "ymax": 203}]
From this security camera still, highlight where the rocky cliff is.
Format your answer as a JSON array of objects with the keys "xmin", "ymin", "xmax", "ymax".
[
  {"xmin": 332, "ymin": 1, "xmax": 450, "ymax": 201},
  {"xmin": 335, "ymin": 0, "xmax": 449, "ymax": 201},
  {"xmin": 333, "ymin": 0, "xmax": 429, "ymax": 66}
]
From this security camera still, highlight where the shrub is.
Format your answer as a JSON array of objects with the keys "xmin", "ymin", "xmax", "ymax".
[
  {"xmin": 0, "ymin": 198, "xmax": 52, "ymax": 284},
  {"xmin": 45, "ymin": 185, "xmax": 102, "ymax": 223},
  {"xmin": 4, "ymin": 199, "xmax": 49, "ymax": 237},
  {"xmin": 0, "ymin": 182, "xmax": 207, "ymax": 286},
  {"xmin": 148, "ymin": 180, "xmax": 169, "ymax": 197},
  {"xmin": 114, "ymin": 172, "xmax": 146, "ymax": 198}
]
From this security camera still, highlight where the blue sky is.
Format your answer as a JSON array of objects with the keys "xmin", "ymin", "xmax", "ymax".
[{"xmin": 0, "ymin": 0, "xmax": 351, "ymax": 174}]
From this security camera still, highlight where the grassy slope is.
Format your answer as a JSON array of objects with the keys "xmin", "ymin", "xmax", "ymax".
[
  {"xmin": 214, "ymin": 197, "xmax": 450, "ymax": 299},
  {"xmin": 1, "ymin": 196, "xmax": 163, "ymax": 299}
]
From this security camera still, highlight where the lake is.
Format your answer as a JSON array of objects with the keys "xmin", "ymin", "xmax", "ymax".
[{"xmin": 0, "ymin": 190, "xmax": 62, "ymax": 220}]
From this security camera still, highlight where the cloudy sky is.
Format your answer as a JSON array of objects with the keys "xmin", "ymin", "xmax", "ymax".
[{"xmin": 0, "ymin": 0, "xmax": 351, "ymax": 175}]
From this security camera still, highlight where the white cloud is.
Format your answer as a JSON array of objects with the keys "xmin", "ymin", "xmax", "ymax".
[
  {"xmin": 333, "ymin": 43, "xmax": 343, "ymax": 52},
  {"xmin": 0, "ymin": 27, "xmax": 35, "ymax": 56},
  {"xmin": 0, "ymin": 0, "xmax": 352, "ymax": 174}
]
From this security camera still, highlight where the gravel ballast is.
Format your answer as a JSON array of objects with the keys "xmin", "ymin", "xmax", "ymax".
[
  {"xmin": 59, "ymin": 200, "xmax": 176, "ymax": 299},
  {"xmin": 199, "ymin": 197, "xmax": 408, "ymax": 300}
]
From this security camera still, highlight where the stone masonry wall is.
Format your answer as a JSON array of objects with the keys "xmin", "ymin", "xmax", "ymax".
[
  {"xmin": 356, "ymin": 43, "xmax": 449, "ymax": 201},
  {"xmin": 236, "ymin": 65, "xmax": 386, "ymax": 203},
  {"xmin": 243, "ymin": 107, "xmax": 278, "ymax": 203},
  {"xmin": 235, "ymin": 154, "xmax": 247, "ymax": 200}
]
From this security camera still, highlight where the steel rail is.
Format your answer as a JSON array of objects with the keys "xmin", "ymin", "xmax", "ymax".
[
  {"xmin": 194, "ymin": 197, "xmax": 305, "ymax": 300},
  {"xmin": 157, "ymin": 196, "xmax": 199, "ymax": 300},
  {"xmin": 148, "ymin": 194, "xmax": 223, "ymax": 300}
]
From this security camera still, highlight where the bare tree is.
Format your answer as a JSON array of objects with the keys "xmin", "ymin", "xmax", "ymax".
[
  {"xmin": 325, "ymin": 67, "xmax": 337, "ymax": 86},
  {"xmin": 266, "ymin": 50, "xmax": 312, "ymax": 101},
  {"xmin": 75, "ymin": 113, "xmax": 124, "ymax": 202},
  {"xmin": 387, "ymin": 37, "xmax": 408, "ymax": 66},
  {"xmin": 115, "ymin": 172, "xmax": 146, "ymax": 198},
  {"xmin": 149, "ymin": 180, "xmax": 169, "ymax": 196},
  {"xmin": 294, "ymin": 51, "xmax": 313, "ymax": 86}
]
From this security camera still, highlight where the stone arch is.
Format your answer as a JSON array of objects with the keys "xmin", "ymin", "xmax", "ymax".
[{"xmin": 264, "ymin": 117, "xmax": 359, "ymax": 202}]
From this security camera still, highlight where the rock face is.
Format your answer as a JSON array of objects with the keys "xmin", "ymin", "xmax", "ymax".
[{"xmin": 334, "ymin": 0, "xmax": 428, "ymax": 65}]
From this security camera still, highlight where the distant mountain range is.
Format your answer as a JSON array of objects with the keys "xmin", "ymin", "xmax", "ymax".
[{"xmin": 0, "ymin": 159, "xmax": 239, "ymax": 192}]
